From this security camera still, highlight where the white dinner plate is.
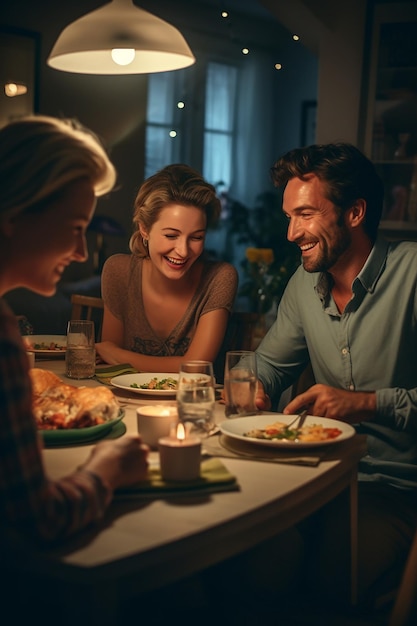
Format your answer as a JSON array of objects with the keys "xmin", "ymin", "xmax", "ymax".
[
  {"xmin": 219, "ymin": 413, "xmax": 355, "ymax": 449},
  {"xmin": 22, "ymin": 334, "xmax": 67, "ymax": 357},
  {"xmin": 110, "ymin": 372, "xmax": 179, "ymax": 396}
]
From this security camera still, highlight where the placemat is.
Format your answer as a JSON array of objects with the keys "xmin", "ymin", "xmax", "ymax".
[
  {"xmin": 95, "ymin": 363, "xmax": 138, "ymax": 385},
  {"xmin": 115, "ymin": 458, "xmax": 239, "ymax": 498},
  {"xmin": 202, "ymin": 434, "xmax": 322, "ymax": 466}
]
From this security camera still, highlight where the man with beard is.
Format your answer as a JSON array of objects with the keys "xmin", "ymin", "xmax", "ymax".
[{"xmin": 254, "ymin": 143, "xmax": 417, "ymax": 613}]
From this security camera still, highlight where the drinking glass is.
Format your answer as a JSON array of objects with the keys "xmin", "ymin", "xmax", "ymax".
[
  {"xmin": 65, "ymin": 320, "xmax": 95, "ymax": 379},
  {"xmin": 176, "ymin": 360, "xmax": 216, "ymax": 437},
  {"xmin": 224, "ymin": 350, "xmax": 257, "ymax": 417}
]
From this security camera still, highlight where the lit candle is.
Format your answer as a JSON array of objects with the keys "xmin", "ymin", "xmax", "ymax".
[
  {"xmin": 158, "ymin": 422, "xmax": 201, "ymax": 481},
  {"xmin": 136, "ymin": 405, "xmax": 178, "ymax": 449}
]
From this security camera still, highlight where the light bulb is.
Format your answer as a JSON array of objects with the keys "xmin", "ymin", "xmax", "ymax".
[{"xmin": 111, "ymin": 48, "xmax": 136, "ymax": 66}]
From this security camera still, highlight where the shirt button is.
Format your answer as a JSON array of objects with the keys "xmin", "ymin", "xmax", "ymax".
[
  {"xmin": 342, "ymin": 348, "xmax": 349, "ymax": 355},
  {"xmin": 349, "ymin": 384, "xmax": 355, "ymax": 391}
]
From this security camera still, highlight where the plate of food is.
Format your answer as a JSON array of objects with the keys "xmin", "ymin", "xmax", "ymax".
[
  {"xmin": 39, "ymin": 410, "xmax": 125, "ymax": 445},
  {"xmin": 22, "ymin": 334, "xmax": 67, "ymax": 356},
  {"xmin": 110, "ymin": 373, "xmax": 179, "ymax": 396},
  {"xmin": 30, "ymin": 367, "xmax": 125, "ymax": 445},
  {"xmin": 219, "ymin": 413, "xmax": 355, "ymax": 449}
]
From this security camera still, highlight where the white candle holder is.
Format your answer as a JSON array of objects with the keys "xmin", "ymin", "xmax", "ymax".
[
  {"xmin": 136, "ymin": 405, "xmax": 178, "ymax": 449},
  {"xmin": 158, "ymin": 423, "xmax": 201, "ymax": 481}
]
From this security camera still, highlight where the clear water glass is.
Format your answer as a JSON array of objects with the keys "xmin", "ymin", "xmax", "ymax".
[
  {"xmin": 176, "ymin": 360, "xmax": 216, "ymax": 437},
  {"xmin": 224, "ymin": 350, "xmax": 257, "ymax": 417}
]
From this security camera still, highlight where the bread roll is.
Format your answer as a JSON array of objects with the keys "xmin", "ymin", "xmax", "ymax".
[{"xmin": 30, "ymin": 368, "xmax": 120, "ymax": 429}]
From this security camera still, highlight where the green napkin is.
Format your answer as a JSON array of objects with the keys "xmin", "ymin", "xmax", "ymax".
[
  {"xmin": 115, "ymin": 458, "xmax": 239, "ymax": 498},
  {"xmin": 95, "ymin": 363, "xmax": 138, "ymax": 385}
]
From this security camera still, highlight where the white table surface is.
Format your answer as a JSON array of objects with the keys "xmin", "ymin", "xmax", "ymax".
[{"xmin": 26, "ymin": 358, "xmax": 367, "ymax": 622}]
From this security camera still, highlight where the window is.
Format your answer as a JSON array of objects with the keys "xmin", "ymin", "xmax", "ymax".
[
  {"xmin": 203, "ymin": 62, "xmax": 238, "ymax": 190},
  {"xmin": 145, "ymin": 69, "xmax": 188, "ymax": 178},
  {"xmin": 145, "ymin": 61, "xmax": 238, "ymax": 191}
]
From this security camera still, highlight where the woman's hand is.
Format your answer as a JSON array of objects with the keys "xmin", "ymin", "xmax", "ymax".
[
  {"xmin": 82, "ymin": 435, "xmax": 149, "ymax": 490},
  {"xmin": 95, "ymin": 341, "xmax": 122, "ymax": 365}
]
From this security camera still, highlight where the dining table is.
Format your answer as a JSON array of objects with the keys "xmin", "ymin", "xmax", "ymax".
[{"xmin": 18, "ymin": 357, "xmax": 367, "ymax": 625}]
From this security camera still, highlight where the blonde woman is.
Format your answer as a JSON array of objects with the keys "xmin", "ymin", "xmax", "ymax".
[
  {"xmin": 0, "ymin": 115, "xmax": 148, "ymax": 544},
  {"xmin": 96, "ymin": 164, "xmax": 238, "ymax": 372}
]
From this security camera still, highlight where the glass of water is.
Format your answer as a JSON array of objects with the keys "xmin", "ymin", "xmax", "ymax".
[
  {"xmin": 65, "ymin": 320, "xmax": 95, "ymax": 379},
  {"xmin": 176, "ymin": 360, "xmax": 216, "ymax": 437},
  {"xmin": 224, "ymin": 350, "xmax": 257, "ymax": 417}
]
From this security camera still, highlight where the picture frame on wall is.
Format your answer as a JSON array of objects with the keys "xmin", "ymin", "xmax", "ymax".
[
  {"xmin": 0, "ymin": 26, "xmax": 40, "ymax": 129},
  {"xmin": 300, "ymin": 100, "xmax": 317, "ymax": 146}
]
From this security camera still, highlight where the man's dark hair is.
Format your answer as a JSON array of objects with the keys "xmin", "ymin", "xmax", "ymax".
[{"xmin": 270, "ymin": 143, "xmax": 384, "ymax": 241}]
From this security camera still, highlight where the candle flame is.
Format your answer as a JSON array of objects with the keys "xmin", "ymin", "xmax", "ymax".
[{"xmin": 176, "ymin": 422, "xmax": 186, "ymax": 442}]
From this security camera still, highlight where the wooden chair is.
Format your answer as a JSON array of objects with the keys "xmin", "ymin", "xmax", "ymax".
[
  {"xmin": 226, "ymin": 311, "xmax": 259, "ymax": 351},
  {"xmin": 213, "ymin": 311, "xmax": 260, "ymax": 383},
  {"xmin": 70, "ymin": 294, "xmax": 104, "ymax": 341}
]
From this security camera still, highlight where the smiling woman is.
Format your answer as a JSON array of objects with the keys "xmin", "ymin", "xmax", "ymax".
[
  {"xmin": 0, "ymin": 114, "xmax": 149, "ymax": 547},
  {"xmin": 96, "ymin": 163, "xmax": 238, "ymax": 373}
]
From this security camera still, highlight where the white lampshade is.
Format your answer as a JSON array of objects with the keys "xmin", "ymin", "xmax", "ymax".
[{"xmin": 47, "ymin": 0, "xmax": 195, "ymax": 75}]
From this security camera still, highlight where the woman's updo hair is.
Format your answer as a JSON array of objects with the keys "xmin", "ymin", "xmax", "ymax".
[{"xmin": 129, "ymin": 163, "xmax": 221, "ymax": 256}]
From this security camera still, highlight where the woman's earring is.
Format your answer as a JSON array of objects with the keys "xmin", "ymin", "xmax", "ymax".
[{"xmin": 142, "ymin": 237, "xmax": 148, "ymax": 248}]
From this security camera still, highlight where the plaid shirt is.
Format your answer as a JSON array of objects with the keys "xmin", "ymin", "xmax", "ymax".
[{"xmin": 0, "ymin": 298, "xmax": 112, "ymax": 543}]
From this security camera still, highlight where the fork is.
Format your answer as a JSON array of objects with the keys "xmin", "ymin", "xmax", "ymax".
[{"xmin": 284, "ymin": 409, "xmax": 308, "ymax": 430}]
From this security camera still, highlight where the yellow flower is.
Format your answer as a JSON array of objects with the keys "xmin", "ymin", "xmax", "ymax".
[{"xmin": 245, "ymin": 248, "xmax": 274, "ymax": 265}]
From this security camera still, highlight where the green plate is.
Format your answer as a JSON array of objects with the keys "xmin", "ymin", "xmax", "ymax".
[{"xmin": 40, "ymin": 409, "xmax": 125, "ymax": 446}]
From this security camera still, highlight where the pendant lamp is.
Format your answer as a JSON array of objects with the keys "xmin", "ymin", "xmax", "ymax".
[{"xmin": 47, "ymin": 0, "xmax": 195, "ymax": 75}]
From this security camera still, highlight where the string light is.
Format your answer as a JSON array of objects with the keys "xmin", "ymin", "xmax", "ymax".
[
  {"xmin": 292, "ymin": 34, "xmax": 300, "ymax": 41},
  {"xmin": 218, "ymin": 6, "xmax": 287, "ymax": 70},
  {"xmin": 177, "ymin": 101, "xmax": 185, "ymax": 109},
  {"xmin": 169, "ymin": 130, "xmax": 177, "ymax": 138}
]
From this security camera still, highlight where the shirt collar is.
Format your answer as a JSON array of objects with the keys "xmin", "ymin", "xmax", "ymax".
[
  {"xmin": 354, "ymin": 234, "xmax": 389, "ymax": 293},
  {"xmin": 315, "ymin": 234, "xmax": 389, "ymax": 301}
]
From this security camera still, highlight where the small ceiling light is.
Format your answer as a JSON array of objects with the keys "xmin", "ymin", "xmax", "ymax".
[
  {"xmin": 221, "ymin": 11, "xmax": 229, "ymax": 18},
  {"xmin": 292, "ymin": 34, "xmax": 300, "ymax": 41},
  {"xmin": 47, "ymin": 0, "xmax": 195, "ymax": 75},
  {"xmin": 242, "ymin": 47, "xmax": 249, "ymax": 55},
  {"xmin": 177, "ymin": 101, "xmax": 185, "ymax": 109},
  {"xmin": 169, "ymin": 130, "xmax": 177, "ymax": 138},
  {"xmin": 4, "ymin": 82, "xmax": 28, "ymax": 97},
  {"xmin": 274, "ymin": 63, "xmax": 282, "ymax": 70}
]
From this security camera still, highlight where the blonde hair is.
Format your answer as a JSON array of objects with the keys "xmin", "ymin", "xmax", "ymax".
[
  {"xmin": 0, "ymin": 115, "xmax": 116, "ymax": 222},
  {"xmin": 129, "ymin": 163, "xmax": 221, "ymax": 256}
]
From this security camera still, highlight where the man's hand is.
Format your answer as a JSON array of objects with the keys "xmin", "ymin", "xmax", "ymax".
[
  {"xmin": 255, "ymin": 381, "xmax": 272, "ymax": 411},
  {"xmin": 283, "ymin": 383, "xmax": 376, "ymax": 423}
]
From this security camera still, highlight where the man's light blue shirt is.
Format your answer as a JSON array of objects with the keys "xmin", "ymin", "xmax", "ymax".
[{"xmin": 256, "ymin": 235, "xmax": 417, "ymax": 489}]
